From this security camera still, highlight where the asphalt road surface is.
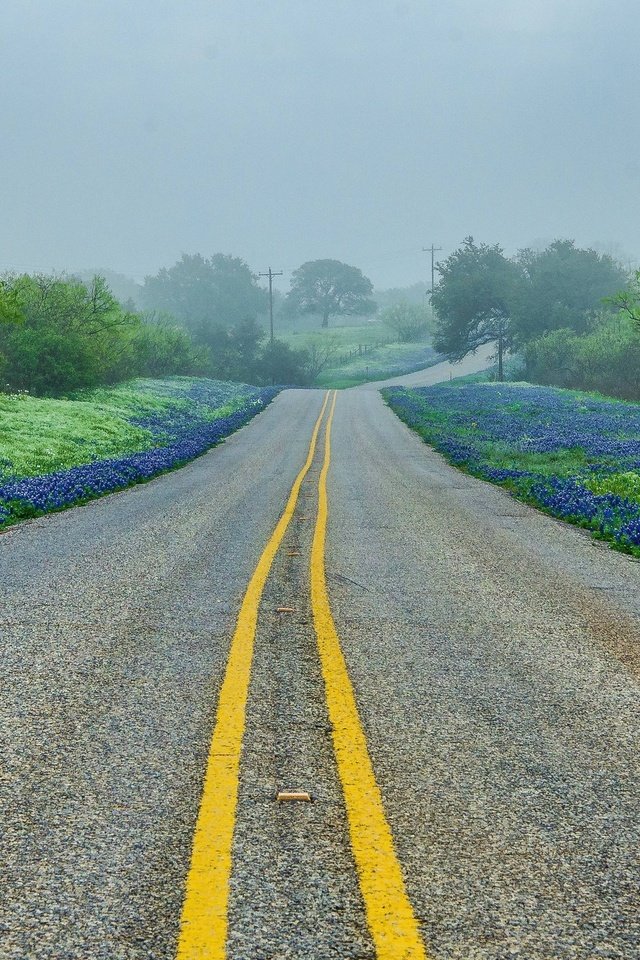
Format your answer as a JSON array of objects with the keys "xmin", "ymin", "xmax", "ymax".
[{"xmin": 1, "ymin": 350, "xmax": 638, "ymax": 960}]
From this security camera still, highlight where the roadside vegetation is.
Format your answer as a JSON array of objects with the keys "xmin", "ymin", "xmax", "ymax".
[
  {"xmin": 0, "ymin": 255, "xmax": 439, "ymax": 393},
  {"xmin": 0, "ymin": 267, "xmax": 311, "ymax": 393},
  {"xmin": 0, "ymin": 274, "xmax": 208, "ymax": 395},
  {"xmin": 430, "ymin": 236, "xmax": 640, "ymax": 401},
  {"xmin": 314, "ymin": 341, "xmax": 438, "ymax": 388},
  {"xmin": 0, "ymin": 251, "xmax": 441, "ymax": 528},
  {"xmin": 384, "ymin": 381, "xmax": 640, "ymax": 557},
  {"xmin": 0, "ymin": 378, "xmax": 278, "ymax": 526},
  {"xmin": 279, "ymin": 317, "xmax": 438, "ymax": 388},
  {"xmin": 522, "ymin": 311, "xmax": 640, "ymax": 400}
]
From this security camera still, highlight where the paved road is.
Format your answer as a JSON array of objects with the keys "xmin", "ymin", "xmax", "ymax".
[
  {"xmin": 356, "ymin": 342, "xmax": 497, "ymax": 390},
  {"xmin": 1, "ymin": 356, "xmax": 638, "ymax": 959}
]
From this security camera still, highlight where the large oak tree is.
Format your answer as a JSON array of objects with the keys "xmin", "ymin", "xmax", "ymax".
[{"xmin": 285, "ymin": 259, "xmax": 376, "ymax": 328}]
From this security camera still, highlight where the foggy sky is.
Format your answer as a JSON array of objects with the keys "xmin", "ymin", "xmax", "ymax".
[{"xmin": 2, "ymin": 0, "xmax": 639, "ymax": 290}]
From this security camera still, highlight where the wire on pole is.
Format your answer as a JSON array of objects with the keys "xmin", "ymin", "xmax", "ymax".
[
  {"xmin": 259, "ymin": 267, "xmax": 284, "ymax": 344},
  {"xmin": 422, "ymin": 244, "xmax": 443, "ymax": 300}
]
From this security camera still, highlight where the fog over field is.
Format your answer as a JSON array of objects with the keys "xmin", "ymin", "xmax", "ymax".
[{"xmin": 1, "ymin": 0, "xmax": 639, "ymax": 286}]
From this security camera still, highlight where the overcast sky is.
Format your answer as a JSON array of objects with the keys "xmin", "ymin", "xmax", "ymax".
[{"xmin": 1, "ymin": 0, "xmax": 639, "ymax": 289}]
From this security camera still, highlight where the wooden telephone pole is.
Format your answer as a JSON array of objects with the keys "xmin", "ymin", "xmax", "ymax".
[
  {"xmin": 259, "ymin": 267, "xmax": 283, "ymax": 344},
  {"xmin": 422, "ymin": 244, "xmax": 442, "ymax": 298}
]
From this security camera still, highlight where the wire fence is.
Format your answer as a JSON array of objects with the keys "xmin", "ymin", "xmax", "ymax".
[{"xmin": 333, "ymin": 341, "xmax": 389, "ymax": 367}]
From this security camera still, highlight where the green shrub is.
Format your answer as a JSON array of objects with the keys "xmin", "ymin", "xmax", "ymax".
[{"xmin": 523, "ymin": 314, "xmax": 640, "ymax": 401}]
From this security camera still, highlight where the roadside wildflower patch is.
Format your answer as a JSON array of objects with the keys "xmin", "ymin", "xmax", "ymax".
[
  {"xmin": 0, "ymin": 378, "xmax": 279, "ymax": 526},
  {"xmin": 383, "ymin": 382, "xmax": 640, "ymax": 557}
]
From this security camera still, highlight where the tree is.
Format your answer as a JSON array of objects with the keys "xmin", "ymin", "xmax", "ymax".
[
  {"xmin": 259, "ymin": 339, "xmax": 310, "ymax": 385},
  {"xmin": 75, "ymin": 268, "xmax": 143, "ymax": 309},
  {"xmin": 227, "ymin": 317, "xmax": 265, "ymax": 382},
  {"xmin": 511, "ymin": 240, "xmax": 626, "ymax": 345},
  {"xmin": 431, "ymin": 237, "xmax": 518, "ymax": 380},
  {"xmin": 381, "ymin": 301, "xmax": 431, "ymax": 342},
  {"xmin": 0, "ymin": 273, "xmax": 204, "ymax": 394},
  {"xmin": 196, "ymin": 317, "xmax": 266, "ymax": 383},
  {"xmin": 7, "ymin": 273, "xmax": 133, "ymax": 337},
  {"xmin": 0, "ymin": 280, "xmax": 24, "ymax": 325},
  {"xmin": 285, "ymin": 259, "xmax": 376, "ymax": 328},
  {"xmin": 303, "ymin": 333, "xmax": 342, "ymax": 380},
  {"xmin": 374, "ymin": 282, "xmax": 429, "ymax": 312},
  {"xmin": 607, "ymin": 268, "xmax": 640, "ymax": 327},
  {"xmin": 142, "ymin": 254, "xmax": 268, "ymax": 340}
]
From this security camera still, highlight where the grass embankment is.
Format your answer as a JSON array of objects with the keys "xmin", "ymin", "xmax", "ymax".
[
  {"xmin": 280, "ymin": 322, "xmax": 439, "ymax": 387},
  {"xmin": 384, "ymin": 381, "xmax": 640, "ymax": 557},
  {"xmin": 0, "ymin": 378, "xmax": 279, "ymax": 526}
]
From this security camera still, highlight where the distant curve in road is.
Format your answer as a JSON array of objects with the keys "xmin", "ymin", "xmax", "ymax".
[{"xmin": 356, "ymin": 341, "xmax": 496, "ymax": 390}]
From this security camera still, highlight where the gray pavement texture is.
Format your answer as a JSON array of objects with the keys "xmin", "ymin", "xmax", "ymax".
[
  {"xmin": 228, "ymin": 459, "xmax": 374, "ymax": 960},
  {"xmin": 1, "ymin": 349, "xmax": 639, "ymax": 959},
  {"xmin": 329, "ymin": 388, "xmax": 640, "ymax": 960},
  {"xmin": 0, "ymin": 391, "xmax": 326, "ymax": 959}
]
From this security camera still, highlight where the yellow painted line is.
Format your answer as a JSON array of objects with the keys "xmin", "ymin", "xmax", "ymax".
[
  {"xmin": 310, "ymin": 391, "xmax": 428, "ymax": 960},
  {"xmin": 177, "ymin": 391, "xmax": 331, "ymax": 960}
]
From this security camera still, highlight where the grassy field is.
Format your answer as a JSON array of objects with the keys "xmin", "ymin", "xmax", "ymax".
[
  {"xmin": 0, "ymin": 378, "xmax": 278, "ymax": 525},
  {"xmin": 384, "ymin": 381, "xmax": 640, "ymax": 557},
  {"xmin": 281, "ymin": 321, "xmax": 390, "ymax": 351},
  {"xmin": 315, "ymin": 342, "xmax": 440, "ymax": 388},
  {"xmin": 280, "ymin": 322, "xmax": 439, "ymax": 386}
]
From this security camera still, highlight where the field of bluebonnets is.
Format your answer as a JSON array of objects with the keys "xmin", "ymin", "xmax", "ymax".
[
  {"xmin": 384, "ymin": 381, "xmax": 640, "ymax": 557},
  {"xmin": 0, "ymin": 378, "xmax": 278, "ymax": 526}
]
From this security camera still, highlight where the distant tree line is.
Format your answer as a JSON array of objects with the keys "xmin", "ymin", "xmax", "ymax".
[
  {"xmin": 6, "ymin": 238, "xmax": 639, "ymax": 399},
  {"xmin": 0, "ymin": 255, "xmax": 381, "ymax": 395},
  {"xmin": 431, "ymin": 237, "xmax": 640, "ymax": 397}
]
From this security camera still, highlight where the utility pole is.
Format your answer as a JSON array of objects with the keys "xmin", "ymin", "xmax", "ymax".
[
  {"xmin": 422, "ymin": 244, "xmax": 443, "ymax": 298},
  {"xmin": 259, "ymin": 267, "xmax": 283, "ymax": 344}
]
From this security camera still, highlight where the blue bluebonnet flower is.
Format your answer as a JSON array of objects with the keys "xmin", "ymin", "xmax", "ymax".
[
  {"xmin": 384, "ymin": 383, "xmax": 640, "ymax": 553},
  {"xmin": 0, "ymin": 384, "xmax": 279, "ymax": 524}
]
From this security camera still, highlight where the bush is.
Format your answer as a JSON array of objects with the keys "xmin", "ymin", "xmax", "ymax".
[
  {"xmin": 259, "ymin": 339, "xmax": 311, "ymax": 385},
  {"xmin": 1, "ymin": 326, "xmax": 101, "ymax": 395},
  {"xmin": 524, "ymin": 314, "xmax": 640, "ymax": 400},
  {"xmin": 125, "ymin": 323, "xmax": 208, "ymax": 379},
  {"xmin": 0, "ymin": 272, "xmax": 313, "ymax": 395},
  {"xmin": 380, "ymin": 301, "xmax": 431, "ymax": 342},
  {"xmin": 0, "ymin": 273, "xmax": 205, "ymax": 395}
]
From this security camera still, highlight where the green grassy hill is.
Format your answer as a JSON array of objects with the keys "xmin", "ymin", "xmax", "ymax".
[{"xmin": 279, "ymin": 322, "xmax": 439, "ymax": 387}]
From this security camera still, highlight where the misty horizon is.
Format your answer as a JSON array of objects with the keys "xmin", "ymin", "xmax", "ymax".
[{"xmin": 2, "ymin": 0, "xmax": 639, "ymax": 290}]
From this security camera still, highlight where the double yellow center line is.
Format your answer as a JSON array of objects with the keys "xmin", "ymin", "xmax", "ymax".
[{"xmin": 177, "ymin": 391, "xmax": 427, "ymax": 959}]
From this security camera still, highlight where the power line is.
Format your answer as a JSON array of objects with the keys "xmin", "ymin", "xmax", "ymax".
[
  {"xmin": 258, "ymin": 267, "xmax": 284, "ymax": 344},
  {"xmin": 422, "ymin": 244, "xmax": 443, "ymax": 299}
]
